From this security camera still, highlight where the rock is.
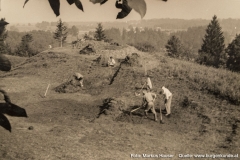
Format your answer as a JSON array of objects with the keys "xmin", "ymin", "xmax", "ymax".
[{"xmin": 28, "ymin": 126, "xmax": 34, "ymax": 130}]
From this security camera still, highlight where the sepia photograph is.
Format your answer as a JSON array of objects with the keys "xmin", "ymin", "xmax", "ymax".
[{"xmin": 0, "ymin": 0, "xmax": 239, "ymax": 159}]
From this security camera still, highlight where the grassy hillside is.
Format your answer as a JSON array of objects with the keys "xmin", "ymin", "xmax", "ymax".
[
  {"xmin": 0, "ymin": 41, "xmax": 239, "ymax": 159},
  {"xmin": 155, "ymin": 55, "xmax": 240, "ymax": 105}
]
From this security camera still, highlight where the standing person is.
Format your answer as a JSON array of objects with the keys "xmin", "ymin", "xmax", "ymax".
[
  {"xmin": 108, "ymin": 56, "xmax": 116, "ymax": 67},
  {"xmin": 74, "ymin": 72, "xmax": 84, "ymax": 87},
  {"xmin": 142, "ymin": 89, "xmax": 158, "ymax": 122},
  {"xmin": 159, "ymin": 86, "xmax": 172, "ymax": 117},
  {"xmin": 146, "ymin": 76, "xmax": 152, "ymax": 91}
]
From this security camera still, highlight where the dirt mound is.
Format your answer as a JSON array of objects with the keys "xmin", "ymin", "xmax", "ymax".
[
  {"xmin": 101, "ymin": 97, "xmax": 127, "ymax": 116},
  {"xmin": 54, "ymin": 76, "xmax": 82, "ymax": 93},
  {"xmin": 121, "ymin": 53, "xmax": 142, "ymax": 67},
  {"xmin": 92, "ymin": 97, "xmax": 129, "ymax": 122},
  {"xmin": 79, "ymin": 44, "xmax": 96, "ymax": 55},
  {"xmin": 77, "ymin": 40, "xmax": 109, "ymax": 51}
]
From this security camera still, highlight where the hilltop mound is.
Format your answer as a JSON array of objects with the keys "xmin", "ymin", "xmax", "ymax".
[
  {"xmin": 77, "ymin": 40, "xmax": 125, "ymax": 52},
  {"xmin": 121, "ymin": 53, "xmax": 142, "ymax": 67},
  {"xmin": 1, "ymin": 40, "xmax": 240, "ymax": 159}
]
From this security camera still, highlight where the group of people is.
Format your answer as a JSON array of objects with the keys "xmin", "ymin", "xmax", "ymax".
[
  {"xmin": 142, "ymin": 76, "xmax": 172, "ymax": 122},
  {"xmin": 74, "ymin": 55, "xmax": 172, "ymax": 122},
  {"xmin": 74, "ymin": 56, "xmax": 115, "ymax": 87}
]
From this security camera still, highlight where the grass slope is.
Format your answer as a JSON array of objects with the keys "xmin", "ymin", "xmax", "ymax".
[{"xmin": 0, "ymin": 41, "xmax": 239, "ymax": 160}]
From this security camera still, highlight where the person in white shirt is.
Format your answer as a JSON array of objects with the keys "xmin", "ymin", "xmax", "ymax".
[
  {"xmin": 146, "ymin": 76, "xmax": 152, "ymax": 91},
  {"xmin": 142, "ymin": 89, "xmax": 158, "ymax": 122},
  {"xmin": 159, "ymin": 86, "xmax": 172, "ymax": 117},
  {"xmin": 74, "ymin": 72, "xmax": 84, "ymax": 87},
  {"xmin": 108, "ymin": 56, "xmax": 116, "ymax": 67}
]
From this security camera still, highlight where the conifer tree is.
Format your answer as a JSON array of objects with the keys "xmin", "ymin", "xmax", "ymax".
[
  {"xmin": 0, "ymin": 18, "xmax": 9, "ymax": 54},
  {"xmin": 15, "ymin": 34, "xmax": 34, "ymax": 57},
  {"xmin": 94, "ymin": 23, "xmax": 106, "ymax": 41},
  {"xmin": 53, "ymin": 19, "xmax": 68, "ymax": 47},
  {"xmin": 226, "ymin": 34, "xmax": 240, "ymax": 72},
  {"xmin": 165, "ymin": 35, "xmax": 183, "ymax": 58},
  {"xmin": 198, "ymin": 15, "xmax": 227, "ymax": 67}
]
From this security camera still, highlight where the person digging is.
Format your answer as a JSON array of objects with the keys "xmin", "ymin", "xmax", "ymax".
[
  {"xmin": 159, "ymin": 86, "xmax": 172, "ymax": 117},
  {"xmin": 107, "ymin": 56, "xmax": 116, "ymax": 67},
  {"xmin": 142, "ymin": 89, "xmax": 158, "ymax": 122},
  {"xmin": 74, "ymin": 72, "xmax": 84, "ymax": 87}
]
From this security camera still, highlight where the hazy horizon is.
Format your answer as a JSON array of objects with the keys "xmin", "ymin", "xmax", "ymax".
[{"xmin": 1, "ymin": 0, "xmax": 240, "ymax": 23}]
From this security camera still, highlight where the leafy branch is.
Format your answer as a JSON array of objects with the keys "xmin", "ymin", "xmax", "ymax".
[{"xmin": 21, "ymin": 0, "xmax": 168, "ymax": 19}]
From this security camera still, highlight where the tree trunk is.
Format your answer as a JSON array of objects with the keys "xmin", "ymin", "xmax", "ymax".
[{"xmin": 60, "ymin": 36, "xmax": 63, "ymax": 48}]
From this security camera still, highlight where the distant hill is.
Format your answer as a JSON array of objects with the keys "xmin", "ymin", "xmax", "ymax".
[{"xmin": 8, "ymin": 18, "xmax": 240, "ymax": 35}]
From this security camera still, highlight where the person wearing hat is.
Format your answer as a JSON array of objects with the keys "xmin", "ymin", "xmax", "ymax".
[
  {"xmin": 142, "ymin": 89, "xmax": 158, "ymax": 121},
  {"xmin": 74, "ymin": 72, "xmax": 84, "ymax": 87},
  {"xmin": 159, "ymin": 86, "xmax": 172, "ymax": 117},
  {"xmin": 108, "ymin": 56, "xmax": 116, "ymax": 67}
]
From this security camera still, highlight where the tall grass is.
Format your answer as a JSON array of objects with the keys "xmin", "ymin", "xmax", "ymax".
[{"xmin": 158, "ymin": 56, "xmax": 240, "ymax": 105}]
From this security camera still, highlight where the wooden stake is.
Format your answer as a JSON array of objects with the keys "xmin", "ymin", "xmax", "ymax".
[{"xmin": 44, "ymin": 84, "xmax": 50, "ymax": 97}]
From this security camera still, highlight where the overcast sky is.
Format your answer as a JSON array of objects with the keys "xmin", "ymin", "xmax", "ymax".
[{"xmin": 1, "ymin": 0, "xmax": 240, "ymax": 23}]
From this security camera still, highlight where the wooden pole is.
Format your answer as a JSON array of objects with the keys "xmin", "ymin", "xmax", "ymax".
[
  {"xmin": 44, "ymin": 84, "xmax": 50, "ymax": 97},
  {"xmin": 144, "ymin": 60, "xmax": 146, "ymax": 76}
]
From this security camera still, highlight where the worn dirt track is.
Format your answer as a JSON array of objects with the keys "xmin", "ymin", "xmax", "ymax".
[{"xmin": 0, "ymin": 42, "xmax": 239, "ymax": 160}]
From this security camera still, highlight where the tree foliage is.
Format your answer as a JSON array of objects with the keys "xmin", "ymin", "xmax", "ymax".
[
  {"xmin": 226, "ymin": 34, "xmax": 240, "ymax": 72},
  {"xmin": 5, "ymin": 30, "xmax": 58, "ymax": 56},
  {"xmin": 94, "ymin": 23, "xmax": 106, "ymax": 41},
  {"xmin": 198, "ymin": 15, "xmax": 227, "ymax": 68},
  {"xmin": 68, "ymin": 25, "xmax": 79, "ymax": 36},
  {"xmin": 165, "ymin": 35, "xmax": 183, "ymax": 58},
  {"xmin": 22, "ymin": 0, "xmax": 167, "ymax": 19},
  {"xmin": 15, "ymin": 34, "xmax": 36, "ymax": 57},
  {"xmin": 104, "ymin": 28, "xmax": 122, "ymax": 43},
  {"xmin": 53, "ymin": 19, "xmax": 68, "ymax": 47},
  {"xmin": 0, "ymin": 18, "xmax": 9, "ymax": 54}
]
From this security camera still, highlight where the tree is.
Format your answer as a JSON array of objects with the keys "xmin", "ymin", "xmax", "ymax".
[
  {"xmin": 226, "ymin": 34, "xmax": 240, "ymax": 72},
  {"xmin": 0, "ymin": 18, "xmax": 9, "ymax": 54},
  {"xmin": 53, "ymin": 19, "xmax": 68, "ymax": 48},
  {"xmin": 198, "ymin": 15, "xmax": 227, "ymax": 68},
  {"xmin": 105, "ymin": 28, "xmax": 122, "ymax": 43},
  {"xmin": 94, "ymin": 23, "xmax": 106, "ymax": 41},
  {"xmin": 165, "ymin": 35, "xmax": 183, "ymax": 58},
  {"xmin": 68, "ymin": 25, "xmax": 79, "ymax": 36},
  {"xmin": 15, "ymin": 33, "xmax": 35, "ymax": 57}
]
